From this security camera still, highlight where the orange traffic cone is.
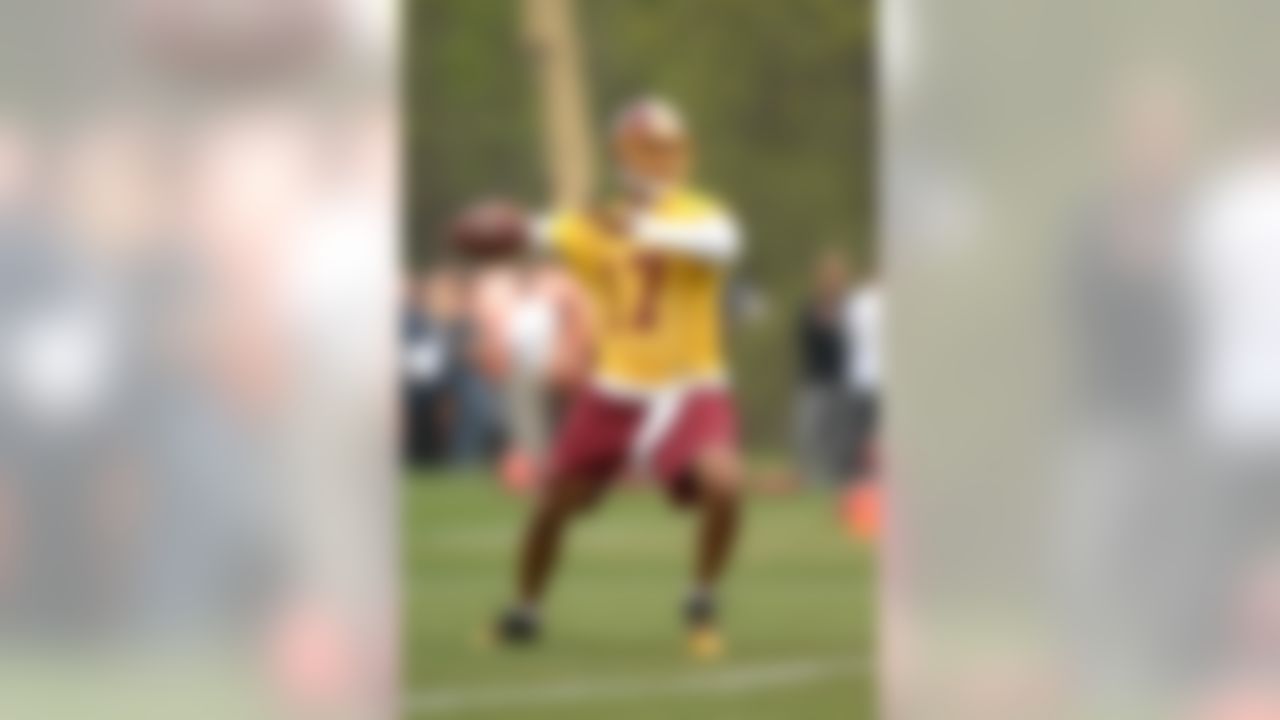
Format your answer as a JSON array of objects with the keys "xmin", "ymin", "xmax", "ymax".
[{"xmin": 842, "ymin": 481, "xmax": 880, "ymax": 542}]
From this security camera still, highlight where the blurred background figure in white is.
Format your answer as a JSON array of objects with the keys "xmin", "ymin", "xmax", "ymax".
[
  {"xmin": 1180, "ymin": 107, "xmax": 1280, "ymax": 716},
  {"xmin": 844, "ymin": 266, "xmax": 884, "ymax": 483},
  {"xmin": 1053, "ymin": 70, "xmax": 1198, "ymax": 704},
  {"xmin": 502, "ymin": 262, "xmax": 562, "ymax": 469},
  {"xmin": 793, "ymin": 249, "xmax": 853, "ymax": 486}
]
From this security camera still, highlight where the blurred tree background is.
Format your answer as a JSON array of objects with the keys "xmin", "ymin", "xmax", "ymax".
[{"xmin": 408, "ymin": 0, "xmax": 873, "ymax": 448}]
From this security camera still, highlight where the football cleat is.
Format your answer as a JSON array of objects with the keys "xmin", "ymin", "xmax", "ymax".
[
  {"xmin": 687, "ymin": 625, "xmax": 725, "ymax": 662},
  {"xmin": 683, "ymin": 591, "xmax": 717, "ymax": 628},
  {"xmin": 485, "ymin": 606, "xmax": 541, "ymax": 648},
  {"xmin": 683, "ymin": 593, "xmax": 725, "ymax": 661}
]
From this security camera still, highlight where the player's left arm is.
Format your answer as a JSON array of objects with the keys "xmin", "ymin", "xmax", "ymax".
[{"xmin": 631, "ymin": 209, "xmax": 742, "ymax": 265}]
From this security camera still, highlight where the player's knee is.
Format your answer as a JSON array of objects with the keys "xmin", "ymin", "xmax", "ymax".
[
  {"xmin": 538, "ymin": 476, "xmax": 599, "ymax": 519},
  {"xmin": 697, "ymin": 448, "xmax": 744, "ymax": 503},
  {"xmin": 537, "ymin": 492, "xmax": 578, "ymax": 522}
]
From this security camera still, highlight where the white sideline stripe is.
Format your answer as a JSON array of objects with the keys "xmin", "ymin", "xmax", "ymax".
[{"xmin": 406, "ymin": 656, "xmax": 866, "ymax": 716}]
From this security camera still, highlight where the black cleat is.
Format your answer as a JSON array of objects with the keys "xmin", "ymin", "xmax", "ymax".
[
  {"xmin": 493, "ymin": 607, "xmax": 541, "ymax": 647},
  {"xmin": 683, "ymin": 592, "xmax": 717, "ymax": 630},
  {"xmin": 683, "ymin": 593, "xmax": 725, "ymax": 661}
]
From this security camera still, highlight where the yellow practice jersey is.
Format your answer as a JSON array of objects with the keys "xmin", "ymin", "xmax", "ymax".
[{"xmin": 542, "ymin": 188, "xmax": 738, "ymax": 390}]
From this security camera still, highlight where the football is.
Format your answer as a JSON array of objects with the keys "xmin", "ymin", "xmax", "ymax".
[{"xmin": 449, "ymin": 198, "xmax": 530, "ymax": 259}]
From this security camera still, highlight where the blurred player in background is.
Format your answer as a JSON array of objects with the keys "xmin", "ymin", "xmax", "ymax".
[{"xmin": 452, "ymin": 97, "xmax": 744, "ymax": 658}]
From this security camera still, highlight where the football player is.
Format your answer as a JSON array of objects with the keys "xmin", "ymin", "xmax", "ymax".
[{"xmin": 453, "ymin": 97, "xmax": 744, "ymax": 658}]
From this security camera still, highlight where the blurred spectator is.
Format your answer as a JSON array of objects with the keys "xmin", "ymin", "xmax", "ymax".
[
  {"xmin": 1066, "ymin": 78, "xmax": 1191, "ymax": 430},
  {"xmin": 793, "ymin": 250, "xmax": 853, "ymax": 486},
  {"xmin": 472, "ymin": 261, "xmax": 592, "ymax": 476},
  {"xmin": 402, "ymin": 268, "xmax": 500, "ymax": 469},
  {"xmin": 844, "ymin": 268, "xmax": 884, "ymax": 480},
  {"xmin": 1179, "ymin": 119, "xmax": 1280, "ymax": 694},
  {"xmin": 0, "ymin": 111, "xmax": 274, "ymax": 642},
  {"xmin": 1054, "ymin": 74, "xmax": 1196, "ymax": 699},
  {"xmin": 500, "ymin": 265, "xmax": 560, "ymax": 464},
  {"xmin": 401, "ymin": 273, "xmax": 447, "ymax": 465},
  {"xmin": 442, "ymin": 270, "xmax": 502, "ymax": 467},
  {"xmin": 1189, "ymin": 130, "xmax": 1280, "ymax": 448},
  {"xmin": 401, "ymin": 258, "xmax": 597, "ymax": 474}
]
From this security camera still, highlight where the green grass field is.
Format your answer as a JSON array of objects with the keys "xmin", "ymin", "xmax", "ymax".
[{"xmin": 404, "ymin": 472, "xmax": 875, "ymax": 719}]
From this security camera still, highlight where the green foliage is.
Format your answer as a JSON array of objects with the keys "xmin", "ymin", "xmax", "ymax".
[
  {"xmin": 407, "ymin": 0, "xmax": 544, "ymax": 266},
  {"xmin": 408, "ymin": 0, "xmax": 873, "ymax": 447}
]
